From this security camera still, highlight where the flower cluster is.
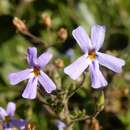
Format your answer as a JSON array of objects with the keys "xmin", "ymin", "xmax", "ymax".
[
  {"xmin": 2, "ymin": 24, "xmax": 125, "ymax": 130},
  {"xmin": 8, "ymin": 25, "xmax": 125, "ymax": 99}
]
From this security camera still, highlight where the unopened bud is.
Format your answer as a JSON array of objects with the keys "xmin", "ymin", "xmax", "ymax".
[
  {"xmin": 97, "ymin": 91, "xmax": 105, "ymax": 110},
  {"xmin": 54, "ymin": 58, "xmax": 64, "ymax": 68},
  {"xmin": 42, "ymin": 14, "xmax": 52, "ymax": 28},
  {"xmin": 58, "ymin": 28, "xmax": 68, "ymax": 41},
  {"xmin": 13, "ymin": 17, "xmax": 28, "ymax": 33},
  {"xmin": 91, "ymin": 118, "xmax": 100, "ymax": 130},
  {"xmin": 0, "ymin": 123, "xmax": 2, "ymax": 130},
  {"xmin": 25, "ymin": 122, "xmax": 36, "ymax": 130}
]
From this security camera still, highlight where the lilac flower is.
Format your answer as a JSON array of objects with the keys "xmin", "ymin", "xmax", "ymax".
[
  {"xmin": 56, "ymin": 120, "xmax": 66, "ymax": 130},
  {"xmin": 64, "ymin": 25, "xmax": 125, "ymax": 88},
  {"xmin": 8, "ymin": 47, "xmax": 56, "ymax": 99},
  {"xmin": 0, "ymin": 102, "xmax": 26, "ymax": 130}
]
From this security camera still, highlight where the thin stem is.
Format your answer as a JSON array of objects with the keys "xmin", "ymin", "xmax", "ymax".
[
  {"xmin": 68, "ymin": 73, "xmax": 86, "ymax": 99},
  {"xmin": 37, "ymin": 92, "xmax": 50, "ymax": 106},
  {"xmin": 93, "ymin": 105, "xmax": 104, "ymax": 119},
  {"xmin": 37, "ymin": 89, "xmax": 57, "ymax": 118},
  {"xmin": 68, "ymin": 104, "xmax": 104, "ymax": 126},
  {"xmin": 21, "ymin": 31, "xmax": 48, "ymax": 49}
]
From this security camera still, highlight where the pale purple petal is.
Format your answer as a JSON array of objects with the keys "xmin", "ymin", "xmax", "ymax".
[
  {"xmin": 72, "ymin": 26, "xmax": 92, "ymax": 53},
  {"xmin": 97, "ymin": 52, "xmax": 125, "ymax": 73},
  {"xmin": 56, "ymin": 120, "xmax": 66, "ymax": 130},
  {"xmin": 8, "ymin": 69, "xmax": 32, "ymax": 85},
  {"xmin": 6, "ymin": 102, "xmax": 16, "ymax": 117},
  {"xmin": 27, "ymin": 47, "xmax": 37, "ymax": 67},
  {"xmin": 37, "ymin": 51, "xmax": 53, "ymax": 69},
  {"xmin": 11, "ymin": 119, "xmax": 26, "ymax": 129},
  {"xmin": 38, "ymin": 71, "xmax": 56, "ymax": 93},
  {"xmin": 0, "ymin": 107, "xmax": 7, "ymax": 120},
  {"xmin": 22, "ymin": 77, "xmax": 38, "ymax": 99},
  {"xmin": 3, "ymin": 123, "xmax": 13, "ymax": 130},
  {"xmin": 64, "ymin": 54, "xmax": 90, "ymax": 80},
  {"xmin": 89, "ymin": 60, "xmax": 107, "ymax": 88},
  {"xmin": 91, "ymin": 25, "xmax": 106, "ymax": 51},
  {"xmin": 4, "ymin": 128, "xmax": 12, "ymax": 130}
]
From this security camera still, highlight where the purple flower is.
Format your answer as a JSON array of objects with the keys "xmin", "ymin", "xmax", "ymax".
[
  {"xmin": 56, "ymin": 120, "xmax": 66, "ymax": 130},
  {"xmin": 0, "ymin": 102, "xmax": 26, "ymax": 130},
  {"xmin": 8, "ymin": 47, "xmax": 56, "ymax": 99},
  {"xmin": 64, "ymin": 25, "xmax": 125, "ymax": 88}
]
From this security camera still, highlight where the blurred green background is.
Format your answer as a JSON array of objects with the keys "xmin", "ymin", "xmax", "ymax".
[{"xmin": 0, "ymin": 0, "xmax": 130, "ymax": 130}]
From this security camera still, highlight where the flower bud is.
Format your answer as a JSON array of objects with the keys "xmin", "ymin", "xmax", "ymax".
[
  {"xmin": 97, "ymin": 91, "xmax": 105, "ymax": 110},
  {"xmin": 42, "ymin": 14, "xmax": 52, "ymax": 28},
  {"xmin": 54, "ymin": 58, "xmax": 64, "ymax": 68},
  {"xmin": 13, "ymin": 17, "xmax": 28, "ymax": 33},
  {"xmin": 25, "ymin": 122, "xmax": 36, "ymax": 130},
  {"xmin": 91, "ymin": 118, "xmax": 100, "ymax": 130},
  {"xmin": 58, "ymin": 28, "xmax": 68, "ymax": 41}
]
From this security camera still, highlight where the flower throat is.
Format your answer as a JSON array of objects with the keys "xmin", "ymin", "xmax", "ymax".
[
  {"xmin": 32, "ymin": 66, "xmax": 40, "ymax": 76},
  {"xmin": 88, "ymin": 49, "xmax": 96, "ymax": 61}
]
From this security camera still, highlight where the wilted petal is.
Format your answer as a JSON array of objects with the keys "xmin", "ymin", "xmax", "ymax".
[
  {"xmin": 27, "ymin": 47, "xmax": 37, "ymax": 67},
  {"xmin": 89, "ymin": 60, "xmax": 107, "ymax": 88},
  {"xmin": 11, "ymin": 119, "xmax": 26, "ymax": 129},
  {"xmin": 97, "ymin": 52, "xmax": 125, "ymax": 73},
  {"xmin": 8, "ymin": 69, "xmax": 32, "ymax": 85},
  {"xmin": 0, "ymin": 107, "xmax": 7, "ymax": 120},
  {"xmin": 38, "ymin": 71, "xmax": 56, "ymax": 93},
  {"xmin": 72, "ymin": 26, "xmax": 92, "ymax": 53},
  {"xmin": 37, "ymin": 51, "xmax": 53, "ymax": 69},
  {"xmin": 6, "ymin": 102, "xmax": 16, "ymax": 117},
  {"xmin": 64, "ymin": 54, "xmax": 90, "ymax": 80},
  {"xmin": 22, "ymin": 77, "xmax": 38, "ymax": 99},
  {"xmin": 91, "ymin": 25, "xmax": 106, "ymax": 51}
]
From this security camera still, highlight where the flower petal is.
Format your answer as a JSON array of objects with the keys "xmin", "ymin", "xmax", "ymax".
[
  {"xmin": 8, "ymin": 69, "xmax": 32, "ymax": 85},
  {"xmin": 37, "ymin": 51, "xmax": 53, "ymax": 69},
  {"xmin": 97, "ymin": 52, "xmax": 125, "ymax": 73},
  {"xmin": 27, "ymin": 47, "xmax": 37, "ymax": 67},
  {"xmin": 6, "ymin": 102, "xmax": 16, "ymax": 117},
  {"xmin": 89, "ymin": 60, "xmax": 107, "ymax": 88},
  {"xmin": 0, "ymin": 107, "xmax": 7, "ymax": 120},
  {"xmin": 2, "ymin": 123, "xmax": 13, "ymax": 129},
  {"xmin": 72, "ymin": 26, "xmax": 92, "ymax": 53},
  {"xmin": 64, "ymin": 54, "xmax": 90, "ymax": 80},
  {"xmin": 56, "ymin": 120, "xmax": 66, "ymax": 130},
  {"xmin": 22, "ymin": 77, "xmax": 38, "ymax": 99},
  {"xmin": 91, "ymin": 25, "xmax": 106, "ymax": 51},
  {"xmin": 11, "ymin": 119, "xmax": 26, "ymax": 129},
  {"xmin": 38, "ymin": 71, "xmax": 56, "ymax": 93}
]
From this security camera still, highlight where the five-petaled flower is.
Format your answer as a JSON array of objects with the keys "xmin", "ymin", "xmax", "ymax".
[
  {"xmin": 8, "ymin": 47, "xmax": 56, "ymax": 99},
  {"xmin": 0, "ymin": 102, "xmax": 26, "ymax": 130},
  {"xmin": 64, "ymin": 25, "xmax": 125, "ymax": 88}
]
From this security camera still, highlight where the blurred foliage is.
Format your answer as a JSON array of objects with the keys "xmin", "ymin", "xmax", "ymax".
[{"xmin": 0, "ymin": 0, "xmax": 130, "ymax": 130}]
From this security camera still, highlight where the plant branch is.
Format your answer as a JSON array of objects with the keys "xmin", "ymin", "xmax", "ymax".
[{"xmin": 68, "ymin": 73, "xmax": 86, "ymax": 99}]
